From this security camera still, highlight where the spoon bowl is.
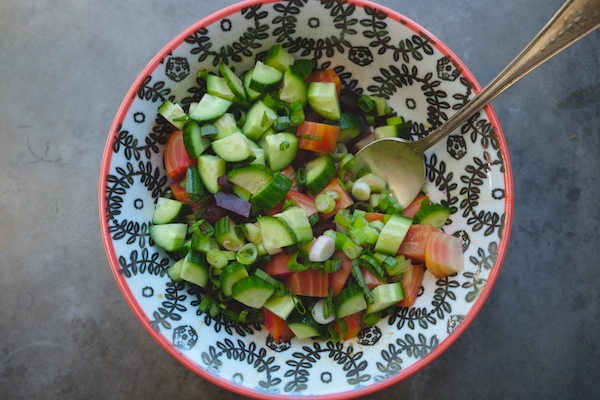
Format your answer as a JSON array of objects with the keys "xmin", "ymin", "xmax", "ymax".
[{"xmin": 353, "ymin": 0, "xmax": 600, "ymax": 205}]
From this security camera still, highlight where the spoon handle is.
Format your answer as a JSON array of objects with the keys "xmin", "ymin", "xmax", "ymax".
[{"xmin": 414, "ymin": 0, "xmax": 600, "ymax": 152}]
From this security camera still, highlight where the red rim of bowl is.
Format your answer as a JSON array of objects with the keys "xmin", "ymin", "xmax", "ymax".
[{"xmin": 98, "ymin": 0, "xmax": 514, "ymax": 398}]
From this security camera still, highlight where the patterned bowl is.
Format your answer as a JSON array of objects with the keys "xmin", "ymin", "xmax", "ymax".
[{"xmin": 99, "ymin": 0, "xmax": 513, "ymax": 398}]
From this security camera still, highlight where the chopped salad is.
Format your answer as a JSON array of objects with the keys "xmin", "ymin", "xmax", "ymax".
[{"xmin": 150, "ymin": 44, "xmax": 464, "ymax": 343}]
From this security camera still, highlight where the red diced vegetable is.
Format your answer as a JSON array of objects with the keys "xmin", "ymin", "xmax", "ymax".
[
  {"xmin": 296, "ymin": 121, "xmax": 340, "ymax": 154},
  {"xmin": 164, "ymin": 130, "xmax": 196, "ymax": 181},
  {"xmin": 328, "ymin": 251, "xmax": 353, "ymax": 297},
  {"xmin": 263, "ymin": 308, "xmax": 295, "ymax": 343},
  {"xmin": 424, "ymin": 230, "xmax": 465, "ymax": 278},
  {"xmin": 285, "ymin": 268, "xmax": 329, "ymax": 297},
  {"xmin": 397, "ymin": 263, "xmax": 425, "ymax": 307},
  {"xmin": 397, "ymin": 224, "xmax": 437, "ymax": 262},
  {"xmin": 403, "ymin": 195, "xmax": 429, "ymax": 218},
  {"xmin": 263, "ymin": 252, "xmax": 295, "ymax": 279}
]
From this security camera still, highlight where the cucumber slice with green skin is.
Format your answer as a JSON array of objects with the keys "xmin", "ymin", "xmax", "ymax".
[
  {"xmin": 214, "ymin": 113, "xmax": 240, "ymax": 139},
  {"xmin": 242, "ymin": 100, "xmax": 277, "ymax": 141},
  {"xmin": 287, "ymin": 309, "xmax": 327, "ymax": 339},
  {"xmin": 337, "ymin": 112, "xmax": 363, "ymax": 143},
  {"xmin": 374, "ymin": 124, "xmax": 399, "ymax": 140},
  {"xmin": 251, "ymin": 172, "xmax": 293, "ymax": 211},
  {"xmin": 219, "ymin": 62, "xmax": 247, "ymax": 101},
  {"xmin": 279, "ymin": 68, "xmax": 307, "ymax": 106},
  {"xmin": 206, "ymin": 74, "xmax": 237, "ymax": 102},
  {"xmin": 186, "ymin": 165, "xmax": 208, "ymax": 202},
  {"xmin": 247, "ymin": 140, "xmax": 266, "ymax": 166},
  {"xmin": 189, "ymin": 93, "xmax": 233, "ymax": 123},
  {"xmin": 365, "ymin": 282, "xmax": 405, "ymax": 314},
  {"xmin": 374, "ymin": 214, "xmax": 413, "ymax": 256},
  {"xmin": 214, "ymin": 216, "xmax": 245, "ymax": 251},
  {"xmin": 275, "ymin": 207, "xmax": 313, "ymax": 244},
  {"xmin": 190, "ymin": 233, "xmax": 218, "ymax": 253},
  {"xmin": 231, "ymin": 275, "xmax": 275, "ymax": 309},
  {"xmin": 335, "ymin": 284, "xmax": 367, "ymax": 319},
  {"xmin": 149, "ymin": 223, "xmax": 187, "ymax": 252},
  {"xmin": 152, "ymin": 197, "xmax": 189, "ymax": 225},
  {"xmin": 264, "ymin": 43, "xmax": 295, "ymax": 73},
  {"xmin": 307, "ymin": 82, "xmax": 341, "ymax": 121},
  {"xmin": 232, "ymin": 184, "xmax": 252, "ymax": 201},
  {"xmin": 197, "ymin": 154, "xmax": 226, "ymax": 194},
  {"xmin": 264, "ymin": 132, "xmax": 298, "ymax": 171},
  {"xmin": 242, "ymin": 69, "xmax": 262, "ymax": 102},
  {"xmin": 227, "ymin": 164, "xmax": 274, "ymax": 195},
  {"xmin": 211, "ymin": 131, "xmax": 256, "ymax": 163},
  {"xmin": 263, "ymin": 294, "xmax": 296, "ymax": 320},
  {"xmin": 257, "ymin": 216, "xmax": 296, "ymax": 254},
  {"xmin": 305, "ymin": 154, "xmax": 336, "ymax": 195},
  {"xmin": 220, "ymin": 261, "xmax": 249, "ymax": 297},
  {"xmin": 249, "ymin": 61, "xmax": 284, "ymax": 92},
  {"xmin": 180, "ymin": 249, "xmax": 210, "ymax": 288},
  {"xmin": 167, "ymin": 258, "xmax": 185, "ymax": 282},
  {"xmin": 414, "ymin": 203, "xmax": 451, "ymax": 229},
  {"xmin": 158, "ymin": 100, "xmax": 187, "ymax": 130},
  {"xmin": 182, "ymin": 121, "xmax": 211, "ymax": 159}
]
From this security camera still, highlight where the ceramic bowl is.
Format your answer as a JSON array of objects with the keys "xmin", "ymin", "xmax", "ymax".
[{"xmin": 99, "ymin": 0, "xmax": 513, "ymax": 398}]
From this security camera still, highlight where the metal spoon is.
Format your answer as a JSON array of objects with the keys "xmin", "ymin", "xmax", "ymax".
[{"xmin": 352, "ymin": 0, "xmax": 600, "ymax": 208}]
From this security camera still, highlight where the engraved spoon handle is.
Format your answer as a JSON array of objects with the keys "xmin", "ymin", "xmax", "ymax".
[{"xmin": 413, "ymin": 0, "xmax": 600, "ymax": 153}]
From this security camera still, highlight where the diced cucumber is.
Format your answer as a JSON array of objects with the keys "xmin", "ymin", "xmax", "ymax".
[
  {"xmin": 307, "ymin": 82, "xmax": 340, "ymax": 121},
  {"xmin": 242, "ymin": 100, "xmax": 277, "ymax": 141},
  {"xmin": 337, "ymin": 113, "xmax": 363, "ymax": 143},
  {"xmin": 263, "ymin": 132, "xmax": 298, "ymax": 171},
  {"xmin": 227, "ymin": 164, "xmax": 274, "ymax": 194},
  {"xmin": 257, "ymin": 216, "xmax": 296, "ymax": 254},
  {"xmin": 211, "ymin": 131, "xmax": 256, "ymax": 163},
  {"xmin": 189, "ymin": 93, "xmax": 232, "ymax": 123},
  {"xmin": 335, "ymin": 284, "xmax": 367, "ymax": 319},
  {"xmin": 206, "ymin": 74, "xmax": 237, "ymax": 102},
  {"xmin": 287, "ymin": 309, "xmax": 327, "ymax": 339},
  {"xmin": 158, "ymin": 100, "xmax": 187, "ymax": 130},
  {"xmin": 374, "ymin": 214, "xmax": 413, "ymax": 255},
  {"xmin": 249, "ymin": 61, "xmax": 284, "ymax": 92},
  {"xmin": 414, "ymin": 203, "xmax": 451, "ymax": 229},
  {"xmin": 242, "ymin": 68, "xmax": 262, "ymax": 102},
  {"xmin": 182, "ymin": 121, "xmax": 211, "ymax": 159},
  {"xmin": 251, "ymin": 172, "xmax": 293, "ymax": 211},
  {"xmin": 186, "ymin": 165, "xmax": 208, "ymax": 202},
  {"xmin": 214, "ymin": 216, "xmax": 245, "ymax": 251},
  {"xmin": 149, "ymin": 223, "xmax": 187, "ymax": 252},
  {"xmin": 232, "ymin": 275, "xmax": 275, "ymax": 309},
  {"xmin": 263, "ymin": 293, "xmax": 296, "ymax": 320},
  {"xmin": 279, "ymin": 68, "xmax": 307, "ymax": 106},
  {"xmin": 366, "ymin": 282, "xmax": 405, "ymax": 314},
  {"xmin": 197, "ymin": 154, "xmax": 226, "ymax": 194},
  {"xmin": 167, "ymin": 258, "xmax": 185, "ymax": 282},
  {"xmin": 248, "ymin": 140, "xmax": 266, "ymax": 166},
  {"xmin": 190, "ymin": 233, "xmax": 218, "ymax": 253},
  {"xmin": 214, "ymin": 113, "xmax": 240, "ymax": 139},
  {"xmin": 275, "ymin": 207, "xmax": 313, "ymax": 244},
  {"xmin": 232, "ymin": 184, "xmax": 252, "ymax": 201},
  {"xmin": 264, "ymin": 44, "xmax": 295, "ymax": 73},
  {"xmin": 219, "ymin": 62, "xmax": 247, "ymax": 101},
  {"xmin": 220, "ymin": 261, "xmax": 249, "ymax": 297},
  {"xmin": 305, "ymin": 154, "xmax": 336, "ymax": 194},
  {"xmin": 374, "ymin": 125, "xmax": 399, "ymax": 140},
  {"xmin": 152, "ymin": 197, "xmax": 188, "ymax": 225},
  {"xmin": 180, "ymin": 250, "xmax": 209, "ymax": 288}
]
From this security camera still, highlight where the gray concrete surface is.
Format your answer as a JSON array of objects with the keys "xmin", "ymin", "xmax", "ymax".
[{"xmin": 1, "ymin": 0, "xmax": 598, "ymax": 399}]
